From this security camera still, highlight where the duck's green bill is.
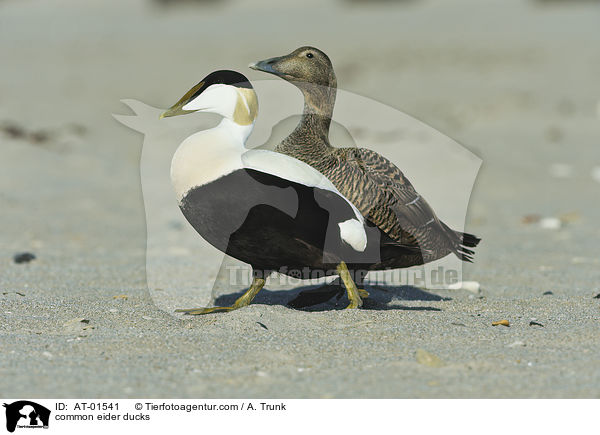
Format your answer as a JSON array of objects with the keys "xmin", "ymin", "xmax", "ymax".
[{"xmin": 160, "ymin": 80, "xmax": 205, "ymax": 119}]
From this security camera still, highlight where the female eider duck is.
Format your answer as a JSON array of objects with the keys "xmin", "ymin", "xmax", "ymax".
[
  {"xmin": 161, "ymin": 70, "xmax": 370, "ymax": 313},
  {"xmin": 250, "ymin": 48, "xmax": 481, "ymax": 287}
]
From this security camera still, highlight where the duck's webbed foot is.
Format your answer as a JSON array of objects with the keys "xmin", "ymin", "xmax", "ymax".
[
  {"xmin": 175, "ymin": 277, "xmax": 266, "ymax": 315},
  {"xmin": 336, "ymin": 261, "xmax": 363, "ymax": 309},
  {"xmin": 175, "ymin": 306, "xmax": 236, "ymax": 315},
  {"xmin": 352, "ymin": 270, "xmax": 370, "ymax": 299}
]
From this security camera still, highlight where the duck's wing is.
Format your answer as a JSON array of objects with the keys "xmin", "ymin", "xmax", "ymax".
[
  {"xmin": 333, "ymin": 147, "xmax": 480, "ymax": 261},
  {"xmin": 242, "ymin": 149, "xmax": 367, "ymax": 252},
  {"xmin": 243, "ymin": 149, "xmax": 364, "ymax": 223}
]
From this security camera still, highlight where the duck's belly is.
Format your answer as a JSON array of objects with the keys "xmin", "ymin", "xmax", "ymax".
[{"xmin": 178, "ymin": 168, "xmax": 359, "ymax": 277}]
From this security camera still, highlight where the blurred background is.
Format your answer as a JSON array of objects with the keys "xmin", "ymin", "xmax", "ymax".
[{"xmin": 1, "ymin": 0, "xmax": 599, "ymax": 397}]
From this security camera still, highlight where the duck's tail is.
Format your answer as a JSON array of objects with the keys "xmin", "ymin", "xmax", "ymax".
[{"xmin": 442, "ymin": 222, "xmax": 481, "ymax": 263}]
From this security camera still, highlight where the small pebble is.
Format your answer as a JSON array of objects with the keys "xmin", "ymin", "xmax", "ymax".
[
  {"xmin": 594, "ymin": 294, "xmax": 600, "ymax": 299},
  {"xmin": 415, "ymin": 349, "xmax": 444, "ymax": 368},
  {"xmin": 63, "ymin": 318, "xmax": 92, "ymax": 336},
  {"xmin": 113, "ymin": 295, "xmax": 128, "ymax": 300},
  {"xmin": 63, "ymin": 317, "xmax": 89, "ymax": 327},
  {"xmin": 543, "ymin": 291, "xmax": 554, "ymax": 296},
  {"xmin": 109, "ymin": 308, "xmax": 118, "ymax": 313},
  {"xmin": 539, "ymin": 217, "xmax": 561, "ymax": 230},
  {"xmin": 448, "ymin": 281, "xmax": 481, "ymax": 293},
  {"xmin": 492, "ymin": 320, "xmax": 510, "ymax": 327},
  {"xmin": 13, "ymin": 252, "xmax": 36, "ymax": 264},
  {"xmin": 42, "ymin": 351, "xmax": 53, "ymax": 359},
  {"xmin": 507, "ymin": 341, "xmax": 526, "ymax": 348}
]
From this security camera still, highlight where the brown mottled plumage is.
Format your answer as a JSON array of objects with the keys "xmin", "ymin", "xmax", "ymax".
[{"xmin": 251, "ymin": 47, "xmax": 480, "ymax": 271}]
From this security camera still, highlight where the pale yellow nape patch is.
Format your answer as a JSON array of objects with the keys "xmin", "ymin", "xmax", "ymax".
[{"xmin": 233, "ymin": 88, "xmax": 258, "ymax": 125}]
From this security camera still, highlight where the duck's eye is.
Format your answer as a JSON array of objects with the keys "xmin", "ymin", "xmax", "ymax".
[{"xmin": 306, "ymin": 53, "xmax": 314, "ymax": 59}]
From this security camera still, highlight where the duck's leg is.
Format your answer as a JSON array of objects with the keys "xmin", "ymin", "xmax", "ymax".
[
  {"xmin": 175, "ymin": 276, "xmax": 266, "ymax": 315},
  {"xmin": 353, "ymin": 270, "xmax": 370, "ymax": 299},
  {"xmin": 336, "ymin": 261, "xmax": 363, "ymax": 309}
]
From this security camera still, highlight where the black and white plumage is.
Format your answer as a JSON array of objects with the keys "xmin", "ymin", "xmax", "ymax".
[
  {"xmin": 250, "ymin": 47, "xmax": 481, "ymax": 277},
  {"xmin": 161, "ymin": 70, "xmax": 369, "ymax": 313}
]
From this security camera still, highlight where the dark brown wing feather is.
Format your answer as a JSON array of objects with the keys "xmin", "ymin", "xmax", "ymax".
[{"xmin": 327, "ymin": 147, "xmax": 464, "ymax": 261}]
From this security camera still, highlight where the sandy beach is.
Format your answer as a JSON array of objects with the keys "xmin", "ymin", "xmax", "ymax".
[{"xmin": 1, "ymin": 0, "xmax": 599, "ymax": 398}]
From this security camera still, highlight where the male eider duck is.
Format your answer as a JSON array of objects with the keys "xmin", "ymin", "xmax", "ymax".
[
  {"xmin": 250, "ymin": 48, "xmax": 481, "ymax": 287},
  {"xmin": 161, "ymin": 70, "xmax": 370, "ymax": 313}
]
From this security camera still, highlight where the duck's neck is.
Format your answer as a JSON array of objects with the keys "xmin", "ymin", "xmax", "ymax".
[
  {"xmin": 278, "ymin": 82, "xmax": 337, "ymax": 162},
  {"xmin": 217, "ymin": 117, "xmax": 254, "ymax": 147},
  {"xmin": 300, "ymin": 82, "xmax": 336, "ymax": 138},
  {"xmin": 171, "ymin": 117, "xmax": 254, "ymax": 201}
]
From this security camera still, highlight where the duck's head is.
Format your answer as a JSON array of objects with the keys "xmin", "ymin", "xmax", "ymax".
[
  {"xmin": 160, "ymin": 70, "xmax": 258, "ymax": 125},
  {"xmin": 250, "ymin": 47, "xmax": 336, "ymax": 90}
]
